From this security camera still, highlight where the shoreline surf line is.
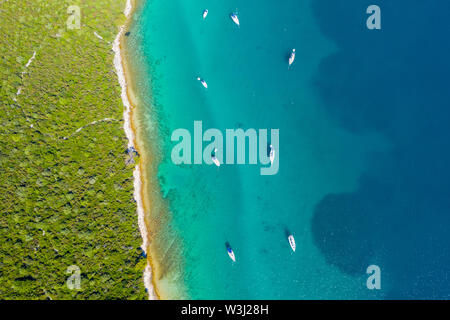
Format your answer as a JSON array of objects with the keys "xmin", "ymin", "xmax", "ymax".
[{"xmin": 113, "ymin": 0, "xmax": 160, "ymax": 300}]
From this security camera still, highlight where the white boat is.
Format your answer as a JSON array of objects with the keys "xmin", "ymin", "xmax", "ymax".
[
  {"xmin": 269, "ymin": 144, "xmax": 275, "ymax": 165},
  {"xmin": 230, "ymin": 12, "xmax": 240, "ymax": 27},
  {"xmin": 202, "ymin": 9, "xmax": 208, "ymax": 19},
  {"xmin": 197, "ymin": 77, "xmax": 208, "ymax": 88},
  {"xmin": 288, "ymin": 48, "xmax": 296, "ymax": 67},
  {"xmin": 212, "ymin": 148, "xmax": 220, "ymax": 167},
  {"xmin": 227, "ymin": 246, "xmax": 236, "ymax": 262},
  {"xmin": 288, "ymin": 235, "xmax": 296, "ymax": 252}
]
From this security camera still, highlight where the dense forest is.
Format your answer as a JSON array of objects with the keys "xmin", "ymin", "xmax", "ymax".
[{"xmin": 0, "ymin": 0, "xmax": 146, "ymax": 299}]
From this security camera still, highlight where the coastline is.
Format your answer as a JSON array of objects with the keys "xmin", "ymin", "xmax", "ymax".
[
  {"xmin": 1, "ymin": 0, "xmax": 148, "ymax": 299},
  {"xmin": 113, "ymin": 0, "xmax": 159, "ymax": 300}
]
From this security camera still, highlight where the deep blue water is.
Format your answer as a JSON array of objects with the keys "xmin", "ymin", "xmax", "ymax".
[
  {"xmin": 128, "ymin": 0, "xmax": 450, "ymax": 299},
  {"xmin": 310, "ymin": 0, "xmax": 450, "ymax": 299}
]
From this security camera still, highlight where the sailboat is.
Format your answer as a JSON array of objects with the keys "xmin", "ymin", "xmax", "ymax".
[
  {"xmin": 288, "ymin": 234, "xmax": 296, "ymax": 252},
  {"xmin": 230, "ymin": 12, "xmax": 240, "ymax": 27},
  {"xmin": 225, "ymin": 242, "xmax": 236, "ymax": 262},
  {"xmin": 197, "ymin": 77, "xmax": 208, "ymax": 88},
  {"xmin": 269, "ymin": 144, "xmax": 275, "ymax": 165},
  {"xmin": 212, "ymin": 148, "xmax": 220, "ymax": 167},
  {"xmin": 227, "ymin": 245, "xmax": 236, "ymax": 262},
  {"xmin": 288, "ymin": 49, "xmax": 296, "ymax": 67}
]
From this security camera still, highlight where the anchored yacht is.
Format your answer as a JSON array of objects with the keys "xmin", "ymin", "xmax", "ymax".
[
  {"xmin": 230, "ymin": 12, "xmax": 240, "ymax": 27},
  {"xmin": 202, "ymin": 9, "xmax": 208, "ymax": 19},
  {"xmin": 227, "ymin": 246, "xmax": 236, "ymax": 262},
  {"xmin": 269, "ymin": 144, "xmax": 275, "ymax": 165},
  {"xmin": 288, "ymin": 49, "xmax": 296, "ymax": 67},
  {"xmin": 212, "ymin": 148, "xmax": 220, "ymax": 167},
  {"xmin": 288, "ymin": 234, "xmax": 296, "ymax": 252},
  {"xmin": 197, "ymin": 77, "xmax": 208, "ymax": 88}
]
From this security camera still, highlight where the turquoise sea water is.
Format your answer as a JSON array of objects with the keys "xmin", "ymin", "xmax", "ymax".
[{"xmin": 128, "ymin": 0, "xmax": 450, "ymax": 299}]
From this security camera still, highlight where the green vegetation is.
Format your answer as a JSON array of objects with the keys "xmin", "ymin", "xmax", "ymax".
[{"xmin": 0, "ymin": 0, "xmax": 146, "ymax": 299}]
